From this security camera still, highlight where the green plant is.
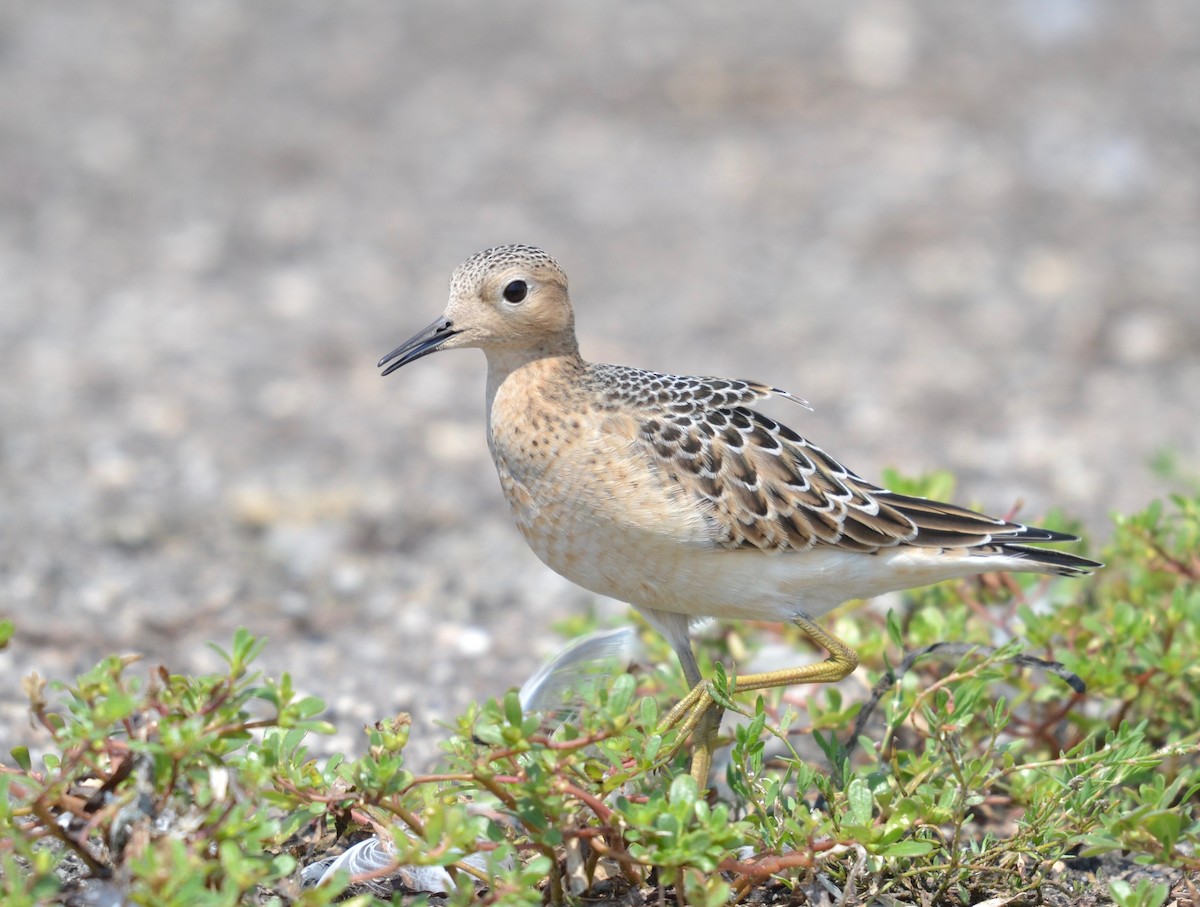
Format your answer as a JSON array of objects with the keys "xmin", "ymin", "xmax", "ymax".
[{"xmin": 2, "ymin": 486, "xmax": 1198, "ymax": 905}]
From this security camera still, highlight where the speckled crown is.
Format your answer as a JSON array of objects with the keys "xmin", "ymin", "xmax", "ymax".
[{"xmin": 449, "ymin": 244, "xmax": 566, "ymax": 296}]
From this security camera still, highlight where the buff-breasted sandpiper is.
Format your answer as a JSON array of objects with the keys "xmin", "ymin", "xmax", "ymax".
[{"xmin": 378, "ymin": 244, "xmax": 1101, "ymax": 786}]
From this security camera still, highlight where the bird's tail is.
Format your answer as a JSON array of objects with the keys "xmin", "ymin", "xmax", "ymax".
[{"xmin": 996, "ymin": 542, "xmax": 1102, "ymax": 577}]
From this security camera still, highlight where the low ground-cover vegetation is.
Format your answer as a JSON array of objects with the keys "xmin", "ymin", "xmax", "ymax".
[{"xmin": 2, "ymin": 480, "xmax": 1198, "ymax": 905}]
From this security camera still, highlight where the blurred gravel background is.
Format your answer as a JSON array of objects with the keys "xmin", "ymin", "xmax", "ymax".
[{"xmin": 2, "ymin": 1, "xmax": 1197, "ymax": 765}]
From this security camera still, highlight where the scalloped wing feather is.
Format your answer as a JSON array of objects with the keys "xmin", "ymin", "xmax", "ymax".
[
  {"xmin": 581, "ymin": 364, "xmax": 1098, "ymax": 575},
  {"xmin": 620, "ymin": 381, "xmax": 1076, "ymax": 560}
]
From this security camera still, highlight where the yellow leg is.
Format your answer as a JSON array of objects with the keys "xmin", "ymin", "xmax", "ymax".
[
  {"xmin": 686, "ymin": 705, "xmax": 722, "ymax": 786},
  {"xmin": 657, "ymin": 614, "xmax": 860, "ymax": 788}
]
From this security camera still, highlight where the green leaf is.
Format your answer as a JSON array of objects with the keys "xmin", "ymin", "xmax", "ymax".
[
  {"xmin": 10, "ymin": 746, "xmax": 31, "ymax": 773},
  {"xmin": 0, "ymin": 618, "xmax": 14, "ymax": 649},
  {"xmin": 879, "ymin": 839, "xmax": 937, "ymax": 857},
  {"xmin": 669, "ymin": 773, "xmax": 699, "ymax": 808},
  {"xmin": 503, "ymin": 690, "xmax": 523, "ymax": 727},
  {"xmin": 607, "ymin": 672, "xmax": 635, "ymax": 714},
  {"xmin": 886, "ymin": 609, "xmax": 903, "ymax": 649},
  {"xmin": 846, "ymin": 778, "xmax": 873, "ymax": 826}
]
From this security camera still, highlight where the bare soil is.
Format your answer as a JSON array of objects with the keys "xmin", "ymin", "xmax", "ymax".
[{"xmin": 2, "ymin": 0, "xmax": 1197, "ymax": 804}]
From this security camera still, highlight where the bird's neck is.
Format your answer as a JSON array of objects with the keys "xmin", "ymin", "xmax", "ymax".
[
  {"xmin": 484, "ymin": 343, "xmax": 585, "ymax": 416},
  {"xmin": 484, "ymin": 336, "xmax": 580, "ymax": 384}
]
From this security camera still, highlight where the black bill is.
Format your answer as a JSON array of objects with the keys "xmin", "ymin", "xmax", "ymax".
[{"xmin": 378, "ymin": 316, "xmax": 459, "ymax": 376}]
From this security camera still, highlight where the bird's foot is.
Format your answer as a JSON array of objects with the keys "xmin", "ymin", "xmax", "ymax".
[{"xmin": 655, "ymin": 680, "xmax": 724, "ymax": 789}]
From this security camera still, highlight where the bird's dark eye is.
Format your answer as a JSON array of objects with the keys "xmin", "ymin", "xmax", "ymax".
[{"xmin": 502, "ymin": 280, "xmax": 528, "ymax": 303}]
